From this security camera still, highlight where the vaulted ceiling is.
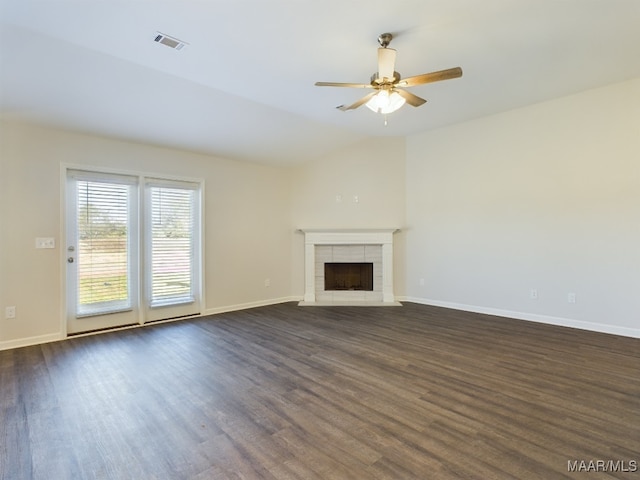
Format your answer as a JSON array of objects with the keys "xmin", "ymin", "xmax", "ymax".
[{"xmin": 1, "ymin": 0, "xmax": 639, "ymax": 165}]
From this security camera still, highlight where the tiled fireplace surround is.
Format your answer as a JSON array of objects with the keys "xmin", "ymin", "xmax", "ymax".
[{"xmin": 299, "ymin": 229, "xmax": 400, "ymax": 305}]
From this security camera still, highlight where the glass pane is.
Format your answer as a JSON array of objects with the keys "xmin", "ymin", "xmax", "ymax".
[
  {"xmin": 150, "ymin": 186, "xmax": 194, "ymax": 306},
  {"xmin": 77, "ymin": 180, "xmax": 131, "ymax": 316}
]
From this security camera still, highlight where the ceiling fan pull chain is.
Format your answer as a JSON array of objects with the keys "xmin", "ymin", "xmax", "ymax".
[{"xmin": 384, "ymin": 114, "xmax": 388, "ymax": 127}]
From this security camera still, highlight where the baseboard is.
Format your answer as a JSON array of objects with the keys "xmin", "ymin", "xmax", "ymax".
[
  {"xmin": 0, "ymin": 332, "xmax": 65, "ymax": 351},
  {"xmin": 0, "ymin": 297, "xmax": 301, "ymax": 351},
  {"xmin": 5, "ymin": 296, "xmax": 634, "ymax": 350},
  {"xmin": 398, "ymin": 296, "xmax": 640, "ymax": 339},
  {"xmin": 204, "ymin": 296, "xmax": 300, "ymax": 316}
]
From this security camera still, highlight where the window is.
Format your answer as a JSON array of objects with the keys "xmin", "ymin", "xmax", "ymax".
[
  {"xmin": 147, "ymin": 180, "xmax": 199, "ymax": 307},
  {"xmin": 70, "ymin": 171, "xmax": 138, "ymax": 318}
]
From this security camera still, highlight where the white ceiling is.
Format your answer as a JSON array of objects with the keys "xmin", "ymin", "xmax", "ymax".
[{"xmin": 1, "ymin": 0, "xmax": 639, "ymax": 165}]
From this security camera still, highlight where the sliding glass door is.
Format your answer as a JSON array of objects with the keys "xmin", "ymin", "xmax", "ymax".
[{"xmin": 66, "ymin": 169, "xmax": 201, "ymax": 334}]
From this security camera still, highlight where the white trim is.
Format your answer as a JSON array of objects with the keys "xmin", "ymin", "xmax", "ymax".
[
  {"xmin": 0, "ymin": 333, "xmax": 64, "ymax": 352},
  {"xmin": 198, "ymin": 179, "xmax": 206, "ymax": 315},
  {"xmin": 298, "ymin": 228, "xmax": 399, "ymax": 243},
  {"xmin": 399, "ymin": 296, "xmax": 640, "ymax": 339},
  {"xmin": 59, "ymin": 163, "xmax": 69, "ymax": 337},
  {"xmin": 204, "ymin": 297, "xmax": 299, "ymax": 316},
  {"xmin": 60, "ymin": 162, "xmax": 204, "ymax": 186}
]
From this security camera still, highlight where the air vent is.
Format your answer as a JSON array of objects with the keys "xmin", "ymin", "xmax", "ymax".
[{"xmin": 154, "ymin": 32, "xmax": 188, "ymax": 50}]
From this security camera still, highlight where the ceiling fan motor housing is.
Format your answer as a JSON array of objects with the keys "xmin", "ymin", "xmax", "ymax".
[
  {"xmin": 371, "ymin": 71, "xmax": 401, "ymax": 86},
  {"xmin": 378, "ymin": 33, "xmax": 393, "ymax": 48}
]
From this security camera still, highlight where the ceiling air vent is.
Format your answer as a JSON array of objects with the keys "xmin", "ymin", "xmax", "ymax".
[{"xmin": 154, "ymin": 32, "xmax": 188, "ymax": 50}]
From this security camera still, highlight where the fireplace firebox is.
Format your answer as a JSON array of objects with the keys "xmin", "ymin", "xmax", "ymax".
[{"xmin": 324, "ymin": 262, "xmax": 373, "ymax": 291}]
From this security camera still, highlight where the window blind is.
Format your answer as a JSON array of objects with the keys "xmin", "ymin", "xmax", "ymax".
[
  {"xmin": 149, "ymin": 185, "xmax": 196, "ymax": 306},
  {"xmin": 76, "ymin": 179, "xmax": 132, "ymax": 316}
]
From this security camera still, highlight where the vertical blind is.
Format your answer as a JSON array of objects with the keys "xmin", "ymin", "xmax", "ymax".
[
  {"xmin": 76, "ymin": 179, "xmax": 132, "ymax": 316},
  {"xmin": 148, "ymin": 183, "xmax": 196, "ymax": 307}
]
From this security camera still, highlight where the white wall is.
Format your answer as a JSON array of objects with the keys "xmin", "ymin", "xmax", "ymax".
[
  {"xmin": 290, "ymin": 137, "xmax": 407, "ymax": 298},
  {"xmin": 0, "ymin": 121, "xmax": 294, "ymax": 348},
  {"xmin": 405, "ymin": 78, "xmax": 640, "ymax": 337}
]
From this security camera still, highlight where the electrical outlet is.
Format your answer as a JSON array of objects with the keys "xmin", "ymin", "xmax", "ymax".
[
  {"xmin": 568, "ymin": 293, "xmax": 576, "ymax": 304},
  {"xmin": 530, "ymin": 289, "xmax": 538, "ymax": 299},
  {"xmin": 5, "ymin": 306, "xmax": 16, "ymax": 319},
  {"xmin": 264, "ymin": 278, "xmax": 271, "ymax": 287},
  {"xmin": 419, "ymin": 278, "xmax": 425, "ymax": 286}
]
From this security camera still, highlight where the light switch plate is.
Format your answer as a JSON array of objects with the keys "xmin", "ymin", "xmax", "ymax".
[{"xmin": 36, "ymin": 237, "xmax": 55, "ymax": 249}]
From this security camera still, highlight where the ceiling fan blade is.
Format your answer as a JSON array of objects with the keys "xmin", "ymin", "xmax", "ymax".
[
  {"xmin": 377, "ymin": 47, "xmax": 396, "ymax": 81},
  {"xmin": 395, "ymin": 89, "xmax": 427, "ymax": 107},
  {"xmin": 338, "ymin": 91, "xmax": 379, "ymax": 111},
  {"xmin": 397, "ymin": 67, "xmax": 463, "ymax": 87},
  {"xmin": 315, "ymin": 81, "xmax": 374, "ymax": 88}
]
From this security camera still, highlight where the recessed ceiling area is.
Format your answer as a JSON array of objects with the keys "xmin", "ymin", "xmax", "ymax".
[{"xmin": 1, "ymin": 0, "xmax": 639, "ymax": 165}]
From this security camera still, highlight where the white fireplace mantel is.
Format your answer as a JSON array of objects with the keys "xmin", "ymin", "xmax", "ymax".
[{"xmin": 298, "ymin": 228, "xmax": 400, "ymax": 306}]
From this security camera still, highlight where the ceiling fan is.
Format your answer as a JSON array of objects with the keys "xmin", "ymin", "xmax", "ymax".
[{"xmin": 315, "ymin": 33, "xmax": 462, "ymax": 117}]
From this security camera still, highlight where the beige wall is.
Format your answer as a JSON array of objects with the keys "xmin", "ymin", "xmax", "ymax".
[
  {"xmin": 0, "ymin": 121, "xmax": 294, "ymax": 348},
  {"xmin": 405, "ymin": 78, "xmax": 640, "ymax": 336},
  {"xmin": 2, "ymin": 78, "xmax": 638, "ymax": 348},
  {"xmin": 289, "ymin": 137, "xmax": 407, "ymax": 298}
]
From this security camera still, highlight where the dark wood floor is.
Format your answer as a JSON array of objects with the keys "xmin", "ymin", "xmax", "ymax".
[{"xmin": 1, "ymin": 302, "xmax": 638, "ymax": 479}]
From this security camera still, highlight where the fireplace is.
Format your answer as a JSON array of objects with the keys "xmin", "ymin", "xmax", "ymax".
[
  {"xmin": 298, "ymin": 228, "xmax": 400, "ymax": 305},
  {"xmin": 325, "ymin": 263, "xmax": 374, "ymax": 291}
]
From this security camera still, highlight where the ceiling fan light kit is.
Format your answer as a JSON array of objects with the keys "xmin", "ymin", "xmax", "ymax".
[
  {"xmin": 365, "ymin": 89, "xmax": 405, "ymax": 114},
  {"xmin": 315, "ymin": 32, "xmax": 462, "ymax": 122}
]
